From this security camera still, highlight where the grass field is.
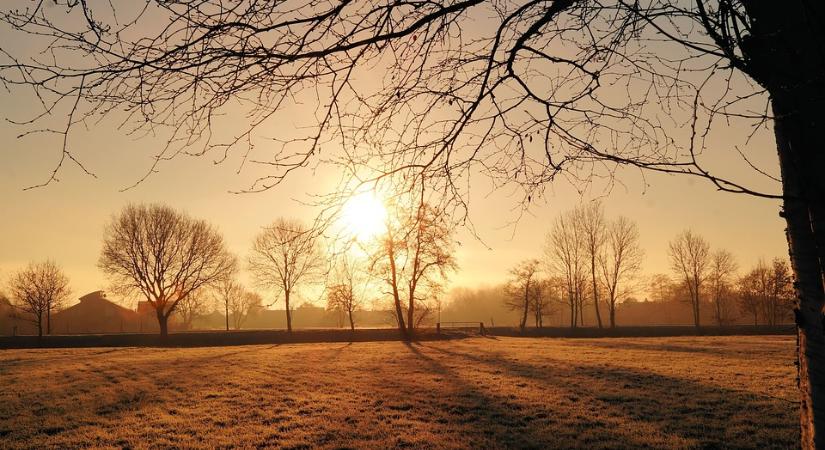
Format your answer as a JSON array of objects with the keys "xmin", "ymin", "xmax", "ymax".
[{"xmin": 0, "ymin": 336, "xmax": 797, "ymax": 449}]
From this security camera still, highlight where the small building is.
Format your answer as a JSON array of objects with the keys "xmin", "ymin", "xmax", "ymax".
[{"xmin": 51, "ymin": 291, "xmax": 142, "ymax": 334}]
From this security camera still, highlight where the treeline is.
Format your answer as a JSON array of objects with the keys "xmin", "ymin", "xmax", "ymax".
[
  {"xmin": 1, "ymin": 192, "xmax": 456, "ymax": 339},
  {"xmin": 1, "ymin": 199, "xmax": 793, "ymax": 338},
  {"xmin": 484, "ymin": 202, "xmax": 793, "ymax": 329}
]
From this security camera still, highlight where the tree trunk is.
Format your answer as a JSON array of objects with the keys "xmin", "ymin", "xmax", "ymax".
[
  {"xmin": 225, "ymin": 302, "xmax": 229, "ymax": 331},
  {"xmin": 520, "ymin": 285, "xmax": 529, "ymax": 332},
  {"xmin": 348, "ymin": 310, "xmax": 355, "ymax": 331},
  {"xmin": 591, "ymin": 259, "xmax": 602, "ymax": 328},
  {"xmin": 158, "ymin": 313, "xmax": 169, "ymax": 339},
  {"xmin": 47, "ymin": 307, "xmax": 51, "ymax": 335},
  {"xmin": 407, "ymin": 292, "xmax": 415, "ymax": 337},
  {"xmin": 609, "ymin": 301, "xmax": 616, "ymax": 328},
  {"xmin": 285, "ymin": 290, "xmax": 293, "ymax": 332},
  {"xmin": 773, "ymin": 96, "xmax": 825, "ymax": 450},
  {"xmin": 37, "ymin": 311, "xmax": 43, "ymax": 338}
]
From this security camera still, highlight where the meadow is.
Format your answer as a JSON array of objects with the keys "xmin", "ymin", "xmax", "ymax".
[{"xmin": 0, "ymin": 335, "xmax": 797, "ymax": 449}]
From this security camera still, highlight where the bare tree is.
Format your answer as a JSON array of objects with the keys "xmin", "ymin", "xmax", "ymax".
[
  {"xmin": 230, "ymin": 290, "xmax": 262, "ymax": 330},
  {"xmin": 249, "ymin": 218, "xmax": 322, "ymax": 332},
  {"xmin": 99, "ymin": 204, "xmax": 237, "ymax": 338},
  {"xmin": 4, "ymin": 1, "xmax": 825, "ymax": 443},
  {"xmin": 599, "ymin": 216, "xmax": 644, "ymax": 328},
  {"xmin": 668, "ymin": 230, "xmax": 711, "ymax": 328},
  {"xmin": 6, "ymin": 261, "xmax": 71, "ymax": 337},
  {"xmin": 649, "ymin": 274, "xmax": 674, "ymax": 304},
  {"xmin": 176, "ymin": 289, "xmax": 211, "ymax": 331},
  {"xmin": 546, "ymin": 209, "xmax": 587, "ymax": 329},
  {"xmin": 214, "ymin": 276, "xmax": 243, "ymax": 332},
  {"xmin": 369, "ymin": 197, "xmax": 456, "ymax": 338},
  {"xmin": 326, "ymin": 253, "xmax": 363, "ymax": 331},
  {"xmin": 708, "ymin": 249, "xmax": 739, "ymax": 326},
  {"xmin": 738, "ymin": 258, "xmax": 793, "ymax": 326},
  {"xmin": 530, "ymin": 278, "xmax": 555, "ymax": 328},
  {"xmin": 504, "ymin": 259, "xmax": 541, "ymax": 331},
  {"xmin": 767, "ymin": 258, "xmax": 794, "ymax": 326},
  {"xmin": 577, "ymin": 202, "xmax": 607, "ymax": 329},
  {"xmin": 738, "ymin": 268, "xmax": 764, "ymax": 326}
]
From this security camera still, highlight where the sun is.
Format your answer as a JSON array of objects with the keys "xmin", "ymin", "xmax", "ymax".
[{"xmin": 341, "ymin": 191, "xmax": 388, "ymax": 241}]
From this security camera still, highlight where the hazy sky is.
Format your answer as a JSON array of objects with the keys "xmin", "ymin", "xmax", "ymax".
[{"xmin": 0, "ymin": 2, "xmax": 789, "ymax": 307}]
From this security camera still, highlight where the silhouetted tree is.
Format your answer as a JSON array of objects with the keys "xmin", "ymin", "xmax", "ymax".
[
  {"xmin": 230, "ymin": 290, "xmax": 262, "ymax": 330},
  {"xmin": 99, "ymin": 204, "xmax": 237, "ymax": 338},
  {"xmin": 369, "ymin": 197, "xmax": 456, "ymax": 338},
  {"xmin": 546, "ymin": 209, "xmax": 587, "ymax": 328},
  {"xmin": 529, "ymin": 278, "xmax": 554, "ymax": 328},
  {"xmin": 709, "ymin": 249, "xmax": 739, "ymax": 326},
  {"xmin": 249, "ymin": 218, "xmax": 322, "ymax": 332},
  {"xmin": 4, "ymin": 1, "xmax": 825, "ymax": 443},
  {"xmin": 326, "ymin": 253, "xmax": 363, "ymax": 331},
  {"xmin": 577, "ymin": 202, "xmax": 607, "ymax": 329},
  {"xmin": 738, "ymin": 267, "xmax": 765, "ymax": 326},
  {"xmin": 7, "ymin": 261, "xmax": 71, "ymax": 337},
  {"xmin": 176, "ymin": 288, "xmax": 210, "ymax": 331},
  {"xmin": 599, "ymin": 217, "xmax": 644, "ymax": 328},
  {"xmin": 504, "ymin": 259, "xmax": 541, "ymax": 331},
  {"xmin": 740, "ymin": 258, "xmax": 794, "ymax": 327},
  {"xmin": 214, "ymin": 277, "xmax": 243, "ymax": 332},
  {"xmin": 649, "ymin": 274, "xmax": 675, "ymax": 304},
  {"xmin": 669, "ymin": 230, "xmax": 711, "ymax": 328}
]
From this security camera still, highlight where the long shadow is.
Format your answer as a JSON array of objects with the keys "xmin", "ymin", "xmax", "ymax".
[
  {"xmin": 423, "ymin": 344, "xmax": 797, "ymax": 448},
  {"xmin": 400, "ymin": 342, "xmax": 699, "ymax": 449},
  {"xmin": 573, "ymin": 339, "xmax": 789, "ymax": 360},
  {"xmin": 401, "ymin": 341, "xmax": 555, "ymax": 449}
]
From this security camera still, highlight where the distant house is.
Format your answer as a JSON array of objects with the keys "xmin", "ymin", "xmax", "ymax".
[{"xmin": 51, "ymin": 291, "xmax": 142, "ymax": 334}]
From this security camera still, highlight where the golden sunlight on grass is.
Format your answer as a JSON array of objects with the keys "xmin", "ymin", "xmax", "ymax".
[
  {"xmin": 340, "ymin": 190, "xmax": 388, "ymax": 242},
  {"xmin": 0, "ymin": 336, "xmax": 796, "ymax": 449}
]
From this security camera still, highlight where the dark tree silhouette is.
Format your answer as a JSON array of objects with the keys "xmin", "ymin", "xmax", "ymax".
[
  {"xmin": 214, "ymin": 276, "xmax": 243, "ymax": 331},
  {"xmin": 599, "ymin": 216, "xmax": 644, "ymax": 328},
  {"xmin": 99, "ymin": 204, "xmax": 237, "ymax": 338},
  {"xmin": 6, "ymin": 261, "xmax": 71, "ymax": 337},
  {"xmin": 668, "ymin": 230, "xmax": 711, "ymax": 328},
  {"xmin": 249, "ymin": 218, "xmax": 322, "ymax": 332},
  {"xmin": 708, "ymin": 249, "xmax": 739, "ymax": 326},
  {"xmin": 2, "ymin": 1, "xmax": 824, "ymax": 444},
  {"xmin": 504, "ymin": 259, "xmax": 541, "ymax": 331},
  {"xmin": 546, "ymin": 208, "xmax": 586, "ymax": 329},
  {"xmin": 326, "ymin": 254, "xmax": 363, "ymax": 331},
  {"xmin": 369, "ymin": 196, "xmax": 457, "ymax": 339}
]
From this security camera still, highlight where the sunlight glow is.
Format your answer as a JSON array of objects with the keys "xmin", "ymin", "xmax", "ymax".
[{"xmin": 341, "ymin": 191, "xmax": 388, "ymax": 241}]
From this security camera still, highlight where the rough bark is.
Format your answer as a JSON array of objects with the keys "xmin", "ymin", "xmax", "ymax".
[{"xmin": 773, "ymin": 96, "xmax": 825, "ymax": 450}]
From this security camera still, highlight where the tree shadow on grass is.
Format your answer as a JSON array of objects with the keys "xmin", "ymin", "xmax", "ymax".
[
  {"xmin": 401, "ymin": 342, "xmax": 708, "ymax": 449},
  {"xmin": 573, "ymin": 339, "xmax": 788, "ymax": 360},
  {"xmin": 423, "ymin": 344, "xmax": 797, "ymax": 449}
]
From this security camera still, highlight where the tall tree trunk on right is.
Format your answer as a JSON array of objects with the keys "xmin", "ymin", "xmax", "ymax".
[
  {"xmin": 773, "ymin": 96, "xmax": 825, "ymax": 450},
  {"xmin": 591, "ymin": 258, "xmax": 602, "ymax": 328},
  {"xmin": 609, "ymin": 302, "xmax": 616, "ymax": 329},
  {"xmin": 225, "ymin": 302, "xmax": 229, "ymax": 331},
  {"xmin": 520, "ymin": 284, "xmax": 529, "ymax": 332},
  {"xmin": 284, "ymin": 290, "xmax": 293, "ymax": 332}
]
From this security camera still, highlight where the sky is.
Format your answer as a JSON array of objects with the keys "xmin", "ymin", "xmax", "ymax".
[{"xmin": 0, "ymin": 2, "xmax": 790, "ymax": 307}]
